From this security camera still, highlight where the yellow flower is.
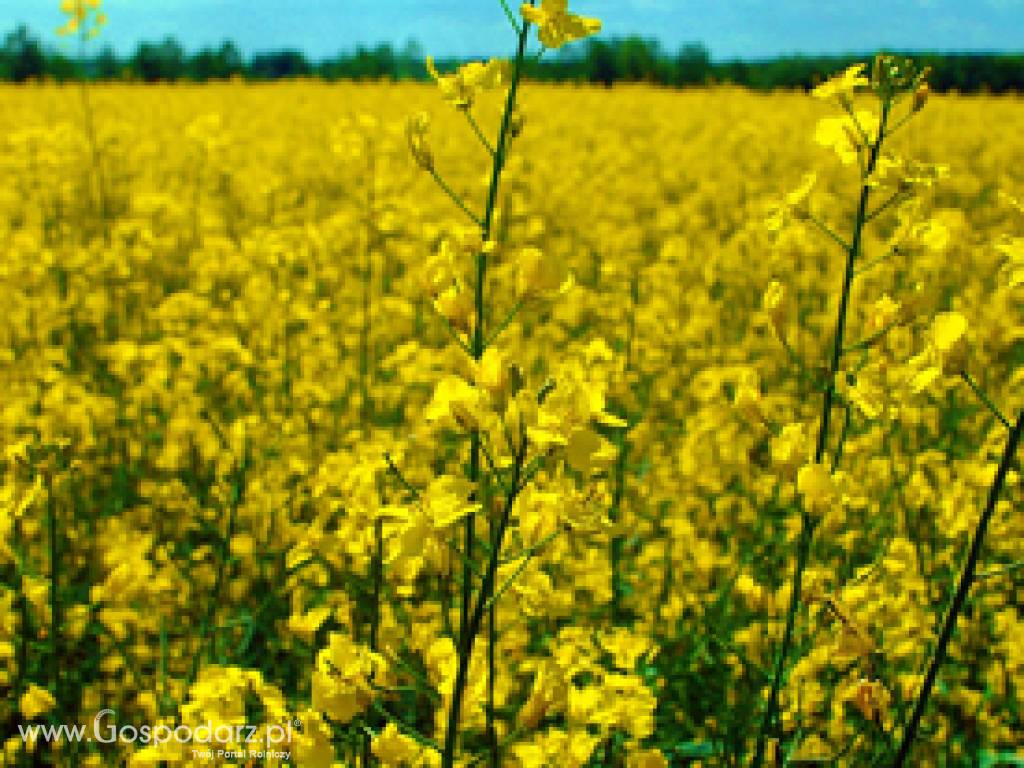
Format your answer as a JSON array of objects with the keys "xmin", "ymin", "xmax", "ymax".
[
  {"xmin": 762, "ymin": 279, "xmax": 789, "ymax": 332},
  {"xmin": 311, "ymin": 633, "xmax": 385, "ymax": 724},
  {"xmin": 813, "ymin": 63, "xmax": 870, "ymax": 100},
  {"xmin": 57, "ymin": 0, "xmax": 105, "ymax": 38},
  {"xmin": 814, "ymin": 111, "xmax": 875, "ymax": 165},
  {"xmin": 291, "ymin": 711, "xmax": 337, "ymax": 768},
  {"xmin": 599, "ymin": 627, "xmax": 651, "ymax": 671},
  {"xmin": 628, "ymin": 748, "xmax": 669, "ymax": 768},
  {"xmin": 373, "ymin": 723, "xmax": 422, "ymax": 765},
  {"xmin": 20, "ymin": 685, "xmax": 56, "ymax": 720},
  {"xmin": 909, "ymin": 310, "xmax": 969, "ymax": 385},
  {"xmin": 420, "ymin": 475, "xmax": 479, "ymax": 528},
  {"xmin": 517, "ymin": 246, "xmax": 571, "ymax": 297},
  {"xmin": 932, "ymin": 311, "xmax": 967, "ymax": 353},
  {"xmin": 565, "ymin": 426, "xmax": 604, "ymax": 474},
  {"xmin": 424, "ymin": 376, "xmax": 485, "ymax": 430},
  {"xmin": 475, "ymin": 346, "xmax": 511, "ymax": 399},
  {"xmin": 797, "ymin": 462, "xmax": 838, "ymax": 515},
  {"xmin": 771, "ymin": 423, "xmax": 809, "ymax": 475},
  {"xmin": 521, "ymin": 0, "xmax": 602, "ymax": 49},
  {"xmin": 426, "ymin": 57, "xmax": 510, "ymax": 109},
  {"xmin": 996, "ymin": 237, "xmax": 1024, "ymax": 288},
  {"xmin": 766, "ymin": 174, "xmax": 816, "ymax": 231}
]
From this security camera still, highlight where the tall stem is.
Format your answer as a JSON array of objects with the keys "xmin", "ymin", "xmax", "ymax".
[
  {"xmin": 891, "ymin": 409, "xmax": 1024, "ymax": 767},
  {"xmin": 753, "ymin": 96, "xmax": 892, "ymax": 767},
  {"xmin": 77, "ymin": 31, "xmax": 108, "ymax": 230},
  {"xmin": 364, "ymin": 518, "xmax": 384, "ymax": 767},
  {"xmin": 442, "ymin": 434, "xmax": 526, "ymax": 768},
  {"xmin": 187, "ymin": 454, "xmax": 246, "ymax": 687},
  {"xmin": 445, "ymin": 10, "xmax": 533, "ymax": 768}
]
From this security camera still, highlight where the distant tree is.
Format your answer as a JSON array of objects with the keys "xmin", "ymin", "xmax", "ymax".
[
  {"xmin": 2, "ymin": 25, "xmax": 45, "ymax": 82},
  {"xmin": 1, "ymin": 24, "xmax": 1022, "ymax": 92},
  {"xmin": 617, "ymin": 36, "xmax": 660, "ymax": 81},
  {"xmin": 249, "ymin": 49, "xmax": 311, "ymax": 79},
  {"xmin": 585, "ymin": 39, "xmax": 618, "ymax": 86},
  {"xmin": 132, "ymin": 37, "xmax": 186, "ymax": 81},
  {"xmin": 45, "ymin": 51, "xmax": 77, "ymax": 81},
  {"xmin": 94, "ymin": 45, "xmax": 120, "ymax": 79},
  {"xmin": 398, "ymin": 40, "xmax": 425, "ymax": 79},
  {"xmin": 719, "ymin": 59, "xmax": 750, "ymax": 86},
  {"xmin": 190, "ymin": 40, "xmax": 243, "ymax": 80},
  {"xmin": 675, "ymin": 42, "xmax": 711, "ymax": 85}
]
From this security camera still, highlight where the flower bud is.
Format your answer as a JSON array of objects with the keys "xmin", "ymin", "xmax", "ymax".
[
  {"xmin": 762, "ymin": 280, "xmax": 789, "ymax": 335},
  {"xmin": 406, "ymin": 112, "xmax": 433, "ymax": 171}
]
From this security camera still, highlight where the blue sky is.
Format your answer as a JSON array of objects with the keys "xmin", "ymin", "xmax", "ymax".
[{"xmin": 2, "ymin": 0, "xmax": 1022, "ymax": 59}]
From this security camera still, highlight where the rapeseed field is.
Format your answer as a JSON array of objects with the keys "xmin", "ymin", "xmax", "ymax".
[{"xmin": 2, "ymin": 2, "xmax": 1023, "ymax": 766}]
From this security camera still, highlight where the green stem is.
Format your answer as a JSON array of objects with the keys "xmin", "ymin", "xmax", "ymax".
[
  {"xmin": 865, "ymin": 189, "xmax": 910, "ymax": 224},
  {"xmin": 960, "ymin": 371, "xmax": 1011, "ymax": 430},
  {"xmin": 843, "ymin": 319, "xmax": 903, "ymax": 354},
  {"xmin": 429, "ymin": 168, "xmax": 483, "ymax": 227},
  {"xmin": 384, "ymin": 452, "xmax": 421, "ymax": 499},
  {"xmin": 753, "ymin": 96, "xmax": 892, "ymax": 768},
  {"xmin": 369, "ymin": 700, "xmax": 443, "ymax": 752},
  {"xmin": 487, "ymin": 590, "xmax": 498, "ymax": 768},
  {"xmin": 891, "ymin": 409, "xmax": 1024, "ymax": 767},
  {"xmin": 804, "ymin": 211, "xmax": 851, "ymax": 252},
  {"xmin": 360, "ymin": 230, "xmax": 373, "ymax": 428},
  {"xmin": 428, "ymin": 301, "xmax": 474, "ymax": 357},
  {"xmin": 464, "ymin": 110, "xmax": 496, "ymax": 156},
  {"xmin": 483, "ymin": 298, "xmax": 526, "ymax": 349},
  {"xmin": 363, "ymin": 518, "xmax": 384, "ymax": 767},
  {"xmin": 854, "ymin": 241, "xmax": 902, "ymax": 277},
  {"xmin": 77, "ymin": 31, "xmax": 109, "ymax": 230},
  {"xmin": 443, "ymin": 9, "xmax": 533, "ymax": 767},
  {"xmin": 187, "ymin": 451, "xmax": 246, "ymax": 688},
  {"xmin": 441, "ymin": 430, "xmax": 527, "ymax": 768},
  {"xmin": 497, "ymin": 0, "xmax": 523, "ymax": 34},
  {"xmin": 361, "ymin": 160, "xmax": 380, "ymax": 429},
  {"xmin": 610, "ymin": 429, "xmax": 629, "ymax": 625},
  {"xmin": 840, "ymin": 97, "xmax": 871, "ymax": 146},
  {"xmin": 484, "ymin": 532, "xmax": 561, "ymax": 613}
]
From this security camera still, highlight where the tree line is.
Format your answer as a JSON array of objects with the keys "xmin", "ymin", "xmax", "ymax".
[{"xmin": 2, "ymin": 25, "xmax": 1021, "ymax": 92}]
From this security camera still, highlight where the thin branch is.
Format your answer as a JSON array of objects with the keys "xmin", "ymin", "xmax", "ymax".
[
  {"xmin": 427, "ymin": 300, "xmax": 474, "ymax": 357},
  {"xmin": 429, "ymin": 168, "xmax": 483, "ymax": 227},
  {"xmin": 843, "ymin": 319, "xmax": 903, "ymax": 354},
  {"xmin": 484, "ymin": 298, "xmax": 526, "ymax": 348},
  {"xmin": 960, "ymin": 371, "xmax": 1011, "ymax": 430},
  {"xmin": 865, "ymin": 189, "xmax": 910, "ymax": 224},
  {"xmin": 370, "ymin": 700, "xmax": 443, "ymax": 753},
  {"xmin": 891, "ymin": 409, "xmax": 1024, "ymax": 767},
  {"xmin": 840, "ymin": 98, "xmax": 871, "ymax": 146},
  {"xmin": 464, "ymin": 110, "xmax": 495, "ymax": 156},
  {"xmin": 497, "ymin": 0, "xmax": 523, "ymax": 35},
  {"xmin": 383, "ymin": 452, "xmax": 422, "ymax": 498},
  {"xmin": 804, "ymin": 211, "xmax": 852, "ymax": 252},
  {"xmin": 483, "ymin": 530, "xmax": 561, "ymax": 613}
]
